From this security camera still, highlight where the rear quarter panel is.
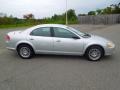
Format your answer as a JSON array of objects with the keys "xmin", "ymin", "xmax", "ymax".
[{"xmin": 7, "ymin": 32, "xmax": 27, "ymax": 50}]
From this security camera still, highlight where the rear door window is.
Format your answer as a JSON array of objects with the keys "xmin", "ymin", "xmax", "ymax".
[{"xmin": 30, "ymin": 27, "xmax": 51, "ymax": 37}]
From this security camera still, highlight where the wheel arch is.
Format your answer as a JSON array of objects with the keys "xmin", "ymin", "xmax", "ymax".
[
  {"xmin": 84, "ymin": 44, "xmax": 105, "ymax": 56},
  {"xmin": 16, "ymin": 41, "xmax": 35, "ymax": 53}
]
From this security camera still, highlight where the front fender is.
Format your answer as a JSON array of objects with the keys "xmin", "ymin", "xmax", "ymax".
[{"xmin": 83, "ymin": 42, "xmax": 105, "ymax": 54}]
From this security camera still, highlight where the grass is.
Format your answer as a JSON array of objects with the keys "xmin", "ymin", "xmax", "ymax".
[
  {"xmin": 0, "ymin": 20, "xmax": 78, "ymax": 29},
  {"xmin": 0, "ymin": 24, "xmax": 35, "ymax": 29}
]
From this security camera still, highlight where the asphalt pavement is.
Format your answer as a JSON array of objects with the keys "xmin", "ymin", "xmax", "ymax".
[{"xmin": 0, "ymin": 24, "xmax": 120, "ymax": 90}]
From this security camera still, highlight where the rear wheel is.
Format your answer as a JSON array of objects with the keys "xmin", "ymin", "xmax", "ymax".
[
  {"xmin": 17, "ymin": 44, "xmax": 34, "ymax": 59},
  {"xmin": 85, "ymin": 46, "xmax": 104, "ymax": 61}
]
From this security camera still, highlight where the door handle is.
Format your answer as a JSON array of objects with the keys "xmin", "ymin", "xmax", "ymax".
[
  {"xmin": 30, "ymin": 38, "xmax": 34, "ymax": 40},
  {"xmin": 56, "ymin": 40, "xmax": 61, "ymax": 42}
]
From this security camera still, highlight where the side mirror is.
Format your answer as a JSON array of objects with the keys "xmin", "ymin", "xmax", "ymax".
[{"xmin": 72, "ymin": 36, "xmax": 80, "ymax": 39}]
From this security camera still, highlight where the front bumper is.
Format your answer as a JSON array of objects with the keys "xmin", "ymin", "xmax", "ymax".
[
  {"xmin": 104, "ymin": 46, "xmax": 115, "ymax": 56},
  {"xmin": 6, "ymin": 47, "xmax": 16, "ymax": 51}
]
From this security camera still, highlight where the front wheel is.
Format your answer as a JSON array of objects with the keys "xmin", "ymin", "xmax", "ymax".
[
  {"xmin": 17, "ymin": 44, "xmax": 34, "ymax": 59},
  {"xmin": 85, "ymin": 46, "xmax": 104, "ymax": 61}
]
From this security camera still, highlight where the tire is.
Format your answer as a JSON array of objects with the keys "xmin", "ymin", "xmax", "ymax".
[
  {"xmin": 17, "ymin": 44, "xmax": 34, "ymax": 59},
  {"xmin": 85, "ymin": 46, "xmax": 104, "ymax": 61}
]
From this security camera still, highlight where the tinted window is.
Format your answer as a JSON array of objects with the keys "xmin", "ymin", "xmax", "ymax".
[
  {"xmin": 30, "ymin": 27, "xmax": 51, "ymax": 37},
  {"xmin": 53, "ymin": 27, "xmax": 78, "ymax": 38}
]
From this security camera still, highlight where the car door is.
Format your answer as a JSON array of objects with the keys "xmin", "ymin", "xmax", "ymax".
[
  {"xmin": 52, "ymin": 27, "xmax": 84, "ymax": 55},
  {"xmin": 29, "ymin": 27, "xmax": 53, "ymax": 53}
]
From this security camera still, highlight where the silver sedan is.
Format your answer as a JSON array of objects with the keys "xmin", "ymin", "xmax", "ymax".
[{"xmin": 5, "ymin": 24, "xmax": 115, "ymax": 61}]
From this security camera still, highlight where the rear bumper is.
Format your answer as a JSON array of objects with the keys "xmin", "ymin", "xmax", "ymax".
[{"xmin": 6, "ymin": 41, "xmax": 16, "ymax": 51}]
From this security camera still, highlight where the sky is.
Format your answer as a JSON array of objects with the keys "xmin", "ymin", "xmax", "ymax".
[{"xmin": 0, "ymin": 0, "xmax": 119, "ymax": 19}]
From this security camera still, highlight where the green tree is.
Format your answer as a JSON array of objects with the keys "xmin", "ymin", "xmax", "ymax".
[
  {"xmin": 88, "ymin": 11, "xmax": 96, "ymax": 15},
  {"xmin": 102, "ymin": 7, "xmax": 112, "ymax": 14},
  {"xmin": 67, "ymin": 9, "xmax": 78, "ymax": 24},
  {"xmin": 111, "ymin": 3, "xmax": 120, "ymax": 14},
  {"xmin": 96, "ymin": 9, "xmax": 102, "ymax": 15}
]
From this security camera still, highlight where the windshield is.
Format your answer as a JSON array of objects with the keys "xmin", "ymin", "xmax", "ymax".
[{"xmin": 67, "ymin": 27, "xmax": 91, "ymax": 38}]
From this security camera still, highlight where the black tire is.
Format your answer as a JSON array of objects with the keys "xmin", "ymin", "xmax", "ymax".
[
  {"xmin": 85, "ymin": 46, "xmax": 104, "ymax": 61},
  {"xmin": 17, "ymin": 44, "xmax": 34, "ymax": 59}
]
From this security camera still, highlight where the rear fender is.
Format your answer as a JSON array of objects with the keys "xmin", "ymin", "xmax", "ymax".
[{"xmin": 16, "ymin": 40, "xmax": 35, "ymax": 51}]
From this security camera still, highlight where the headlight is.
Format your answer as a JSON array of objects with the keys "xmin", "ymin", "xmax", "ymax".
[{"xmin": 107, "ymin": 42, "xmax": 115, "ymax": 48}]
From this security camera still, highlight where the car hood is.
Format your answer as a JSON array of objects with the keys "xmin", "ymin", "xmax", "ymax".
[{"xmin": 86, "ymin": 34, "xmax": 111, "ymax": 44}]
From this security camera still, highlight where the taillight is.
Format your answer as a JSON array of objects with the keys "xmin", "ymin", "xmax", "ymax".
[{"xmin": 5, "ymin": 35, "xmax": 10, "ymax": 41}]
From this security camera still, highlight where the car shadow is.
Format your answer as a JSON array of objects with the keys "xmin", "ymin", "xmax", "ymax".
[
  {"xmin": 34, "ymin": 54, "xmax": 86, "ymax": 60},
  {"xmin": 10, "ymin": 51, "xmax": 114, "ymax": 62}
]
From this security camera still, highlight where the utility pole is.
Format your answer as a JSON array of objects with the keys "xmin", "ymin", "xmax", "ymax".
[{"xmin": 66, "ymin": 0, "xmax": 68, "ymax": 25}]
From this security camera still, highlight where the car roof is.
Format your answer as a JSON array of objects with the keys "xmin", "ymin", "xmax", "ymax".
[
  {"xmin": 34, "ymin": 24, "xmax": 68, "ymax": 28},
  {"xmin": 24, "ymin": 24, "xmax": 69, "ymax": 33}
]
